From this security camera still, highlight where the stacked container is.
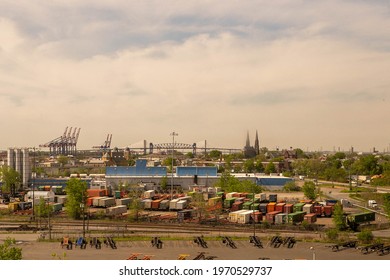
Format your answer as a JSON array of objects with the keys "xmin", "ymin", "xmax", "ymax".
[
  {"xmin": 284, "ymin": 204, "xmax": 294, "ymax": 214},
  {"xmin": 259, "ymin": 202, "xmax": 268, "ymax": 214},
  {"xmin": 269, "ymin": 194, "xmax": 278, "ymax": 202},
  {"xmin": 231, "ymin": 201, "xmax": 244, "ymax": 211},
  {"xmin": 303, "ymin": 204, "xmax": 314, "ymax": 214},
  {"xmin": 275, "ymin": 203, "xmax": 286, "ymax": 212},
  {"xmin": 267, "ymin": 202, "xmax": 276, "ymax": 213},
  {"xmin": 293, "ymin": 202, "xmax": 305, "ymax": 212},
  {"xmin": 275, "ymin": 213, "xmax": 288, "ymax": 224},
  {"xmin": 314, "ymin": 205, "xmax": 323, "ymax": 217},
  {"xmin": 304, "ymin": 213, "xmax": 317, "ymax": 224},
  {"xmin": 265, "ymin": 211, "xmax": 282, "ymax": 224}
]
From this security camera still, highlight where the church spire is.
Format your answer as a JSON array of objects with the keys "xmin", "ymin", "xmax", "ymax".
[
  {"xmin": 246, "ymin": 131, "xmax": 251, "ymax": 147},
  {"xmin": 254, "ymin": 130, "xmax": 260, "ymax": 155}
]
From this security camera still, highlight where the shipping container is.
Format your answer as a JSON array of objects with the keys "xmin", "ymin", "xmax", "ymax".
[
  {"xmin": 259, "ymin": 202, "xmax": 268, "ymax": 214},
  {"xmin": 55, "ymin": 195, "xmax": 67, "ymax": 205},
  {"xmin": 237, "ymin": 210, "xmax": 257, "ymax": 224},
  {"xmin": 116, "ymin": 198, "xmax": 131, "ymax": 207},
  {"xmin": 275, "ymin": 203, "xmax": 285, "ymax": 212},
  {"xmin": 224, "ymin": 198, "xmax": 236, "ymax": 208},
  {"xmin": 288, "ymin": 211, "xmax": 306, "ymax": 224},
  {"xmin": 169, "ymin": 199, "xmax": 180, "ymax": 210},
  {"xmin": 267, "ymin": 202, "xmax": 276, "ymax": 213},
  {"xmin": 255, "ymin": 193, "xmax": 267, "ymax": 202},
  {"xmin": 19, "ymin": 201, "xmax": 32, "ymax": 210},
  {"xmin": 231, "ymin": 201, "xmax": 244, "ymax": 212},
  {"xmin": 251, "ymin": 211, "xmax": 263, "ymax": 223},
  {"xmin": 303, "ymin": 204, "xmax": 314, "ymax": 214},
  {"xmin": 323, "ymin": 205, "xmax": 333, "ymax": 217},
  {"xmin": 98, "ymin": 197, "xmax": 116, "ymax": 208},
  {"xmin": 269, "ymin": 194, "xmax": 278, "ymax": 202},
  {"xmin": 326, "ymin": 199, "xmax": 338, "ymax": 206},
  {"xmin": 159, "ymin": 200, "xmax": 170, "ymax": 210},
  {"xmin": 176, "ymin": 200, "xmax": 187, "ymax": 210},
  {"xmin": 87, "ymin": 189, "xmax": 105, "ymax": 198},
  {"xmin": 346, "ymin": 212, "xmax": 375, "ymax": 224},
  {"xmin": 275, "ymin": 213, "xmax": 288, "ymax": 224},
  {"xmin": 106, "ymin": 205, "xmax": 127, "ymax": 216},
  {"xmin": 151, "ymin": 199, "xmax": 162, "ymax": 210},
  {"xmin": 284, "ymin": 204, "xmax": 294, "ymax": 214},
  {"xmin": 144, "ymin": 190, "xmax": 155, "ymax": 199},
  {"xmin": 265, "ymin": 211, "xmax": 282, "ymax": 224},
  {"xmin": 208, "ymin": 197, "xmax": 222, "ymax": 207},
  {"xmin": 50, "ymin": 202, "xmax": 63, "ymax": 212},
  {"xmin": 304, "ymin": 213, "xmax": 317, "ymax": 224},
  {"xmin": 226, "ymin": 192, "xmax": 238, "ymax": 199},
  {"xmin": 8, "ymin": 202, "xmax": 19, "ymax": 211},
  {"xmin": 293, "ymin": 203, "xmax": 305, "ymax": 212},
  {"xmin": 142, "ymin": 199, "xmax": 153, "ymax": 210},
  {"xmin": 250, "ymin": 203, "xmax": 260, "ymax": 211},
  {"xmin": 242, "ymin": 201, "xmax": 253, "ymax": 210},
  {"xmin": 314, "ymin": 205, "xmax": 323, "ymax": 217},
  {"xmin": 228, "ymin": 210, "xmax": 248, "ymax": 223}
]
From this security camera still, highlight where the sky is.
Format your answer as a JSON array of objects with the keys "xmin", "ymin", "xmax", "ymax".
[{"xmin": 1, "ymin": 0, "xmax": 390, "ymax": 153}]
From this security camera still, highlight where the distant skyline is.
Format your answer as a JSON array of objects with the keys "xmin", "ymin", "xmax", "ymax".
[{"xmin": 1, "ymin": 1, "xmax": 390, "ymax": 152}]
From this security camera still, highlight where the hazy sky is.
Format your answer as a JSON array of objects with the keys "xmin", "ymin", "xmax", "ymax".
[{"xmin": 1, "ymin": 0, "xmax": 390, "ymax": 152}]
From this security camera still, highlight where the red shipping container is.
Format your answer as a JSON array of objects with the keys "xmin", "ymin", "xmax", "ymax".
[
  {"xmin": 323, "ymin": 205, "xmax": 333, "ymax": 217},
  {"xmin": 314, "ymin": 206, "xmax": 323, "ymax": 217},
  {"xmin": 265, "ymin": 211, "xmax": 281, "ymax": 224},
  {"xmin": 267, "ymin": 202, "xmax": 276, "ymax": 213},
  {"xmin": 251, "ymin": 212, "xmax": 263, "ymax": 223},
  {"xmin": 304, "ymin": 213, "xmax": 317, "ymax": 224},
  {"xmin": 284, "ymin": 204, "xmax": 293, "ymax": 214},
  {"xmin": 275, "ymin": 203, "xmax": 286, "ymax": 212},
  {"xmin": 87, "ymin": 189, "xmax": 105, "ymax": 197}
]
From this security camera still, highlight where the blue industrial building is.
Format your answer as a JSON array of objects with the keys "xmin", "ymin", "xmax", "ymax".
[{"xmin": 106, "ymin": 159, "xmax": 167, "ymax": 177}]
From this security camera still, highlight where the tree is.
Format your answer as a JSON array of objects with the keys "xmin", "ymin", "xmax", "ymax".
[
  {"xmin": 332, "ymin": 202, "xmax": 346, "ymax": 230},
  {"xmin": 160, "ymin": 176, "xmax": 168, "ymax": 191},
  {"xmin": 65, "ymin": 178, "xmax": 88, "ymax": 219},
  {"xmin": 57, "ymin": 155, "xmax": 69, "ymax": 167},
  {"xmin": 264, "ymin": 162, "xmax": 276, "ymax": 174},
  {"xmin": 0, "ymin": 166, "xmax": 21, "ymax": 195},
  {"xmin": 209, "ymin": 150, "xmax": 222, "ymax": 159},
  {"xmin": 243, "ymin": 159, "xmax": 255, "ymax": 173},
  {"xmin": 302, "ymin": 181, "xmax": 317, "ymax": 200},
  {"xmin": 383, "ymin": 193, "xmax": 390, "ymax": 221},
  {"xmin": 0, "ymin": 237, "xmax": 22, "ymax": 260},
  {"xmin": 35, "ymin": 197, "xmax": 53, "ymax": 218},
  {"xmin": 283, "ymin": 181, "xmax": 301, "ymax": 192}
]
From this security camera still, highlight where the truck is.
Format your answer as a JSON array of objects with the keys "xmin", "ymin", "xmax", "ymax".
[{"xmin": 368, "ymin": 200, "xmax": 378, "ymax": 209}]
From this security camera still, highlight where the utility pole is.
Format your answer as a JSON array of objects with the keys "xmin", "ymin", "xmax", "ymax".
[{"xmin": 170, "ymin": 132, "xmax": 178, "ymax": 202}]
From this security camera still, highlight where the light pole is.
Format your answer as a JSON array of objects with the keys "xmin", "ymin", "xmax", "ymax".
[
  {"xmin": 170, "ymin": 132, "xmax": 178, "ymax": 201},
  {"xmin": 310, "ymin": 246, "xmax": 316, "ymax": 260},
  {"xmin": 80, "ymin": 192, "xmax": 86, "ymax": 239}
]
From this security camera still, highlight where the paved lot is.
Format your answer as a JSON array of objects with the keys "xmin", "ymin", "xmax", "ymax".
[{"xmin": 6, "ymin": 236, "xmax": 390, "ymax": 260}]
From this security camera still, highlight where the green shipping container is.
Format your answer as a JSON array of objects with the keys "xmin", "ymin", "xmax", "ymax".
[
  {"xmin": 250, "ymin": 203, "xmax": 260, "ymax": 210},
  {"xmin": 224, "ymin": 198, "xmax": 236, "ymax": 208},
  {"xmin": 288, "ymin": 211, "xmax": 306, "ymax": 224},
  {"xmin": 293, "ymin": 203, "xmax": 305, "ymax": 212},
  {"xmin": 242, "ymin": 201, "xmax": 253, "ymax": 210}
]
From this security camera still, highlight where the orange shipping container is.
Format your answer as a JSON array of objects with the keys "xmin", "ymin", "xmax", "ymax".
[
  {"xmin": 87, "ymin": 189, "xmax": 105, "ymax": 197},
  {"xmin": 267, "ymin": 202, "xmax": 276, "ymax": 213}
]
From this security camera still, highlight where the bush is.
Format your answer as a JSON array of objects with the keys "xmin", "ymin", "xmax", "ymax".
[
  {"xmin": 325, "ymin": 228, "xmax": 339, "ymax": 241},
  {"xmin": 357, "ymin": 230, "xmax": 374, "ymax": 244}
]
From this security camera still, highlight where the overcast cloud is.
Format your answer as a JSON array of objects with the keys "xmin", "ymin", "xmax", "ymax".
[{"xmin": 1, "ymin": 0, "xmax": 390, "ymax": 152}]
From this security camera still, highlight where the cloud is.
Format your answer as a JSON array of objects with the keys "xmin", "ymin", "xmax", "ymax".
[{"xmin": 1, "ymin": 1, "xmax": 390, "ymax": 151}]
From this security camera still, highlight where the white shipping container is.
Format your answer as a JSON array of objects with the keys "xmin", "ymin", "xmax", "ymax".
[
  {"xmin": 255, "ymin": 193, "xmax": 267, "ymax": 201},
  {"xmin": 93, "ymin": 197, "xmax": 103, "ymax": 207},
  {"xmin": 159, "ymin": 200, "xmax": 170, "ymax": 210},
  {"xmin": 169, "ymin": 199, "xmax": 180, "ymax": 210},
  {"xmin": 144, "ymin": 190, "xmax": 155, "ymax": 199},
  {"xmin": 107, "ymin": 205, "xmax": 127, "ymax": 216},
  {"xmin": 143, "ymin": 199, "xmax": 152, "ymax": 209},
  {"xmin": 228, "ymin": 210, "xmax": 248, "ymax": 223},
  {"xmin": 275, "ymin": 213, "xmax": 288, "ymax": 224},
  {"xmin": 303, "ymin": 204, "xmax": 314, "ymax": 214},
  {"xmin": 176, "ymin": 200, "xmax": 187, "ymax": 210},
  {"xmin": 226, "ymin": 192, "xmax": 238, "ymax": 199},
  {"xmin": 99, "ymin": 197, "xmax": 116, "ymax": 208},
  {"xmin": 116, "ymin": 198, "xmax": 131, "ymax": 206},
  {"xmin": 237, "ymin": 210, "xmax": 257, "ymax": 224}
]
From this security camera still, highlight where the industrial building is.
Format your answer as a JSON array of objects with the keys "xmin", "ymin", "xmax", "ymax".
[{"xmin": 7, "ymin": 148, "xmax": 31, "ymax": 188}]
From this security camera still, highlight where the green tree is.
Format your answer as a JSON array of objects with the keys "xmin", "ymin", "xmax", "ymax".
[
  {"xmin": 0, "ymin": 166, "xmax": 21, "ymax": 195},
  {"xmin": 57, "ymin": 155, "xmax": 69, "ymax": 167},
  {"xmin": 243, "ymin": 159, "xmax": 255, "ymax": 173},
  {"xmin": 332, "ymin": 202, "xmax": 346, "ymax": 230},
  {"xmin": 65, "ymin": 178, "xmax": 88, "ymax": 219},
  {"xmin": 209, "ymin": 150, "xmax": 222, "ymax": 159},
  {"xmin": 283, "ymin": 181, "xmax": 301, "ymax": 192},
  {"xmin": 160, "ymin": 176, "xmax": 168, "ymax": 191},
  {"xmin": 264, "ymin": 162, "xmax": 277, "ymax": 174},
  {"xmin": 383, "ymin": 193, "xmax": 390, "ymax": 220},
  {"xmin": 0, "ymin": 237, "xmax": 22, "ymax": 260},
  {"xmin": 35, "ymin": 197, "xmax": 53, "ymax": 218},
  {"xmin": 302, "ymin": 181, "xmax": 317, "ymax": 200}
]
